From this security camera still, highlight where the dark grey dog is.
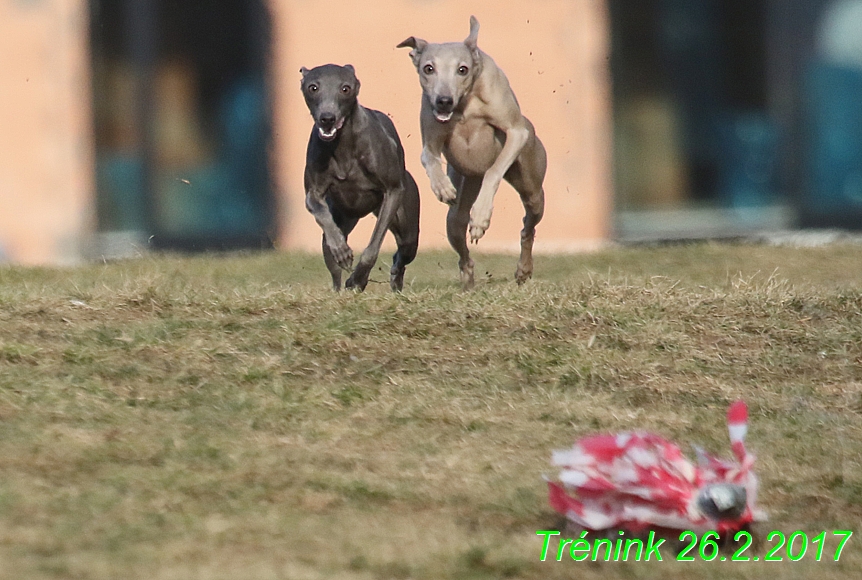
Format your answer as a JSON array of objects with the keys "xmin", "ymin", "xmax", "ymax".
[{"xmin": 300, "ymin": 64, "xmax": 420, "ymax": 291}]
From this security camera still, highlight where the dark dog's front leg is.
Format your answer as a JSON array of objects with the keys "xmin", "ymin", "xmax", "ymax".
[
  {"xmin": 321, "ymin": 236, "xmax": 344, "ymax": 291},
  {"xmin": 345, "ymin": 188, "xmax": 402, "ymax": 291},
  {"xmin": 306, "ymin": 191, "xmax": 354, "ymax": 285}
]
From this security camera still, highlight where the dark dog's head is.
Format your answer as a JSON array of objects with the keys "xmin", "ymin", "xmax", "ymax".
[
  {"xmin": 397, "ymin": 16, "xmax": 483, "ymax": 123},
  {"xmin": 300, "ymin": 64, "xmax": 361, "ymax": 142}
]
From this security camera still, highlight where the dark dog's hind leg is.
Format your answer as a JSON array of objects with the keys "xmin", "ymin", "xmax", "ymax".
[
  {"xmin": 390, "ymin": 240, "xmax": 418, "ymax": 292},
  {"xmin": 389, "ymin": 174, "xmax": 420, "ymax": 292}
]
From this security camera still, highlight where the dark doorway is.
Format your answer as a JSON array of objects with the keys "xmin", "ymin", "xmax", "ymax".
[
  {"xmin": 90, "ymin": 0, "xmax": 276, "ymax": 251},
  {"xmin": 610, "ymin": 0, "xmax": 773, "ymax": 212},
  {"xmin": 610, "ymin": 0, "xmax": 862, "ymax": 239},
  {"xmin": 609, "ymin": 0, "xmax": 786, "ymax": 241}
]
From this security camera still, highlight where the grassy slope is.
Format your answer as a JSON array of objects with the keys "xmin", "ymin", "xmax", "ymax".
[{"xmin": 0, "ymin": 244, "xmax": 860, "ymax": 579}]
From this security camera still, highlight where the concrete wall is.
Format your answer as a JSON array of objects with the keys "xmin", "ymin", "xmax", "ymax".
[
  {"xmin": 0, "ymin": 0, "xmax": 94, "ymax": 265},
  {"xmin": 270, "ymin": 0, "xmax": 613, "ymax": 254}
]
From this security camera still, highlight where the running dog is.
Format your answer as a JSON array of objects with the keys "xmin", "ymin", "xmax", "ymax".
[
  {"xmin": 300, "ymin": 64, "xmax": 420, "ymax": 291},
  {"xmin": 398, "ymin": 16, "xmax": 546, "ymax": 288}
]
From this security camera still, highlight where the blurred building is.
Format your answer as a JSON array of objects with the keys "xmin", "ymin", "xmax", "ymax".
[
  {"xmin": 0, "ymin": 0, "xmax": 860, "ymax": 265},
  {"xmin": 611, "ymin": 0, "xmax": 862, "ymax": 239}
]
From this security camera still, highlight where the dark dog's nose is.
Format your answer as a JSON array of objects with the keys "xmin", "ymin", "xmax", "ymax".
[
  {"xmin": 319, "ymin": 112, "xmax": 336, "ymax": 128},
  {"xmin": 435, "ymin": 96, "xmax": 454, "ymax": 112}
]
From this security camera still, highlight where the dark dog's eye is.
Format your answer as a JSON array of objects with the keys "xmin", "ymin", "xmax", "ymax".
[
  {"xmin": 341, "ymin": 85, "xmax": 351, "ymax": 94},
  {"xmin": 308, "ymin": 84, "xmax": 319, "ymax": 93},
  {"xmin": 423, "ymin": 63, "xmax": 434, "ymax": 75},
  {"xmin": 458, "ymin": 65, "xmax": 469, "ymax": 76}
]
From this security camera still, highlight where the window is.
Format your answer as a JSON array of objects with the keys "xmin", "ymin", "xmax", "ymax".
[
  {"xmin": 90, "ymin": 0, "xmax": 275, "ymax": 251},
  {"xmin": 610, "ymin": 0, "xmax": 785, "ymax": 239}
]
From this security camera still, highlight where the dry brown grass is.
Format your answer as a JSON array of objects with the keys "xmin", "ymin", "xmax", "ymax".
[{"xmin": 0, "ymin": 243, "xmax": 860, "ymax": 579}]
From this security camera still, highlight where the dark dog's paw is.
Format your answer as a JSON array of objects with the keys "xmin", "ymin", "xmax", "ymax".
[
  {"xmin": 345, "ymin": 270, "xmax": 369, "ymax": 291},
  {"xmin": 390, "ymin": 267, "xmax": 405, "ymax": 292},
  {"xmin": 346, "ymin": 255, "xmax": 374, "ymax": 291},
  {"xmin": 329, "ymin": 242, "xmax": 354, "ymax": 270}
]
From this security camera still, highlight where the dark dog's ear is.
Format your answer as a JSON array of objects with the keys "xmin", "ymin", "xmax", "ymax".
[
  {"xmin": 397, "ymin": 36, "xmax": 428, "ymax": 67},
  {"xmin": 300, "ymin": 66, "xmax": 310, "ymax": 77},
  {"xmin": 464, "ymin": 16, "xmax": 480, "ymax": 50},
  {"xmin": 341, "ymin": 64, "xmax": 360, "ymax": 94}
]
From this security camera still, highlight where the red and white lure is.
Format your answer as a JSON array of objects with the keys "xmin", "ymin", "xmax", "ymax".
[{"xmin": 548, "ymin": 401, "xmax": 766, "ymax": 533}]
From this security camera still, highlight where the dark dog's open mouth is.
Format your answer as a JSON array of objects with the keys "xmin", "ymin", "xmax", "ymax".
[{"xmin": 317, "ymin": 118, "xmax": 345, "ymax": 141}]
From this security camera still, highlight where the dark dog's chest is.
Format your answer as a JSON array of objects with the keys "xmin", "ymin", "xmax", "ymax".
[
  {"xmin": 321, "ymin": 157, "xmax": 385, "ymax": 216},
  {"xmin": 324, "ymin": 155, "xmax": 366, "ymax": 183}
]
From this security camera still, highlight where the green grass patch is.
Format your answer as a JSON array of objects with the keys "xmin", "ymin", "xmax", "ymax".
[{"xmin": 0, "ymin": 245, "xmax": 860, "ymax": 578}]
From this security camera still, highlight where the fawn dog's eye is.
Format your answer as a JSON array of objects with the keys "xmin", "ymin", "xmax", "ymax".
[
  {"xmin": 458, "ymin": 65, "xmax": 469, "ymax": 75},
  {"xmin": 423, "ymin": 63, "xmax": 434, "ymax": 75}
]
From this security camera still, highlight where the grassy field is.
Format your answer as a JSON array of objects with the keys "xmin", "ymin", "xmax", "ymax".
[{"xmin": 0, "ymin": 243, "xmax": 860, "ymax": 579}]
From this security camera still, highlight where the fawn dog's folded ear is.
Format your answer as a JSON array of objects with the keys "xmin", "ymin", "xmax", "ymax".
[
  {"xmin": 397, "ymin": 36, "xmax": 428, "ymax": 68},
  {"xmin": 396, "ymin": 36, "xmax": 427, "ymax": 51}
]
